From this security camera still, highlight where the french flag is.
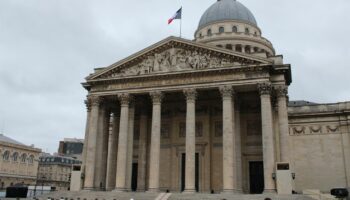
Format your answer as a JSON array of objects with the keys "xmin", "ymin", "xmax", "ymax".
[{"xmin": 168, "ymin": 7, "xmax": 182, "ymax": 24}]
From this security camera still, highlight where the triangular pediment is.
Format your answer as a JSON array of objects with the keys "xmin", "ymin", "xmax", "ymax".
[{"xmin": 87, "ymin": 36, "xmax": 272, "ymax": 81}]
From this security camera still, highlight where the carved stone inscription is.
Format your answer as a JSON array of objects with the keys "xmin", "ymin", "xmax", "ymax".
[{"xmin": 111, "ymin": 48, "xmax": 239, "ymax": 77}]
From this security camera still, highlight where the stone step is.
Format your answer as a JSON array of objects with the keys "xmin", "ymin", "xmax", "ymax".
[
  {"xmin": 37, "ymin": 191, "xmax": 159, "ymax": 200},
  {"xmin": 37, "ymin": 192, "xmax": 315, "ymax": 200},
  {"xmin": 168, "ymin": 193, "xmax": 314, "ymax": 200}
]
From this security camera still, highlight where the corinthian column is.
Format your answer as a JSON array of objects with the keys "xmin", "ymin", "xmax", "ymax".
[
  {"xmin": 148, "ymin": 91, "xmax": 163, "ymax": 192},
  {"xmin": 219, "ymin": 85, "xmax": 237, "ymax": 193},
  {"xmin": 258, "ymin": 82, "xmax": 276, "ymax": 193},
  {"xmin": 183, "ymin": 88, "xmax": 197, "ymax": 193},
  {"xmin": 94, "ymin": 106, "xmax": 110, "ymax": 190},
  {"xmin": 125, "ymin": 102, "xmax": 135, "ymax": 191},
  {"xmin": 83, "ymin": 96, "xmax": 101, "ymax": 190},
  {"xmin": 275, "ymin": 85, "xmax": 290, "ymax": 163},
  {"xmin": 106, "ymin": 112, "xmax": 119, "ymax": 190},
  {"xmin": 114, "ymin": 93, "xmax": 132, "ymax": 192},
  {"xmin": 81, "ymin": 98, "xmax": 91, "ymax": 181},
  {"xmin": 137, "ymin": 108, "xmax": 148, "ymax": 191}
]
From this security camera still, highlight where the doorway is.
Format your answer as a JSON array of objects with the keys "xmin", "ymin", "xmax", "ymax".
[
  {"xmin": 249, "ymin": 161, "xmax": 264, "ymax": 194},
  {"xmin": 181, "ymin": 153, "xmax": 199, "ymax": 192},
  {"xmin": 131, "ymin": 163, "xmax": 138, "ymax": 191}
]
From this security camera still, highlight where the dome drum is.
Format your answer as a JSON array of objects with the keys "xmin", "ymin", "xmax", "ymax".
[
  {"xmin": 195, "ymin": 21, "xmax": 261, "ymax": 40},
  {"xmin": 195, "ymin": 0, "xmax": 275, "ymax": 56}
]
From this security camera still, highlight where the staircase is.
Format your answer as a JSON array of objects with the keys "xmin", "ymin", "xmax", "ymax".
[
  {"xmin": 168, "ymin": 193, "xmax": 314, "ymax": 200},
  {"xmin": 37, "ymin": 191, "xmax": 159, "ymax": 200},
  {"xmin": 37, "ymin": 191, "xmax": 314, "ymax": 200}
]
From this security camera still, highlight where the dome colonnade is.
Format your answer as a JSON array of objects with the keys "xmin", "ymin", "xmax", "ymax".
[{"xmin": 195, "ymin": 0, "xmax": 275, "ymax": 57}]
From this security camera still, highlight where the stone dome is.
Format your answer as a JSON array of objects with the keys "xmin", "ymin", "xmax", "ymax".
[{"xmin": 198, "ymin": 0, "xmax": 257, "ymax": 29}]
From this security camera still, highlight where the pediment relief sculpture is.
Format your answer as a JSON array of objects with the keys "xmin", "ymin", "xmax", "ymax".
[{"xmin": 103, "ymin": 48, "xmax": 243, "ymax": 78}]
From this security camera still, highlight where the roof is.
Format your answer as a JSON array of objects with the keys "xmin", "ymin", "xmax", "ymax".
[
  {"xmin": 0, "ymin": 134, "xmax": 25, "ymax": 146},
  {"xmin": 198, "ymin": 0, "xmax": 257, "ymax": 29},
  {"xmin": 39, "ymin": 155, "xmax": 82, "ymax": 165}
]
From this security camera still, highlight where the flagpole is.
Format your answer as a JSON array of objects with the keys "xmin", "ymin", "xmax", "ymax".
[
  {"xmin": 180, "ymin": 17, "xmax": 182, "ymax": 38},
  {"xmin": 180, "ymin": 7, "xmax": 182, "ymax": 38}
]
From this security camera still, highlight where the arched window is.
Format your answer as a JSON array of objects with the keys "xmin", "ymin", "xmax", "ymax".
[
  {"xmin": 28, "ymin": 155, "xmax": 34, "ymax": 164},
  {"xmin": 245, "ymin": 28, "xmax": 250, "ymax": 34},
  {"xmin": 235, "ymin": 45, "xmax": 242, "ymax": 52},
  {"xmin": 199, "ymin": 32, "xmax": 202, "ymax": 37},
  {"xmin": 216, "ymin": 44, "xmax": 223, "ymax": 48},
  {"xmin": 12, "ymin": 152, "xmax": 18, "ymax": 162},
  {"xmin": 3, "ymin": 151, "xmax": 10, "ymax": 161},
  {"xmin": 21, "ymin": 153, "xmax": 27, "ymax": 163},
  {"xmin": 232, "ymin": 26, "xmax": 238, "ymax": 33},
  {"xmin": 207, "ymin": 29, "xmax": 212, "ymax": 36},
  {"xmin": 245, "ymin": 45, "xmax": 251, "ymax": 53},
  {"xmin": 219, "ymin": 27, "xmax": 224, "ymax": 33},
  {"xmin": 254, "ymin": 47, "xmax": 259, "ymax": 52},
  {"xmin": 226, "ymin": 44, "xmax": 233, "ymax": 50}
]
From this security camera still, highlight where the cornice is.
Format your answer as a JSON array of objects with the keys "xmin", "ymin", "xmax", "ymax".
[
  {"xmin": 0, "ymin": 142, "xmax": 42, "ymax": 153},
  {"xmin": 194, "ymin": 19, "xmax": 262, "ymax": 36},
  {"xmin": 83, "ymin": 64, "xmax": 274, "ymax": 88},
  {"xmin": 197, "ymin": 35, "xmax": 274, "ymax": 53}
]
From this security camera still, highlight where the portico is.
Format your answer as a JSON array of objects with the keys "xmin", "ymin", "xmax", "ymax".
[{"xmin": 81, "ymin": 56, "xmax": 291, "ymax": 193}]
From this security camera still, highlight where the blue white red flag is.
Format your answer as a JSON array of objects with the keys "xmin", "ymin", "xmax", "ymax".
[{"xmin": 168, "ymin": 7, "xmax": 182, "ymax": 24}]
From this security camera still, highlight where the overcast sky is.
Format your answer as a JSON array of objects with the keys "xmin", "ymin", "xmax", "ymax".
[{"xmin": 0, "ymin": 0, "xmax": 349, "ymax": 153}]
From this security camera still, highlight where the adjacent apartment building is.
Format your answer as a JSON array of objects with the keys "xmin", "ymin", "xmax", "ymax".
[
  {"xmin": 0, "ymin": 134, "xmax": 41, "ymax": 189},
  {"xmin": 58, "ymin": 138, "xmax": 84, "ymax": 161}
]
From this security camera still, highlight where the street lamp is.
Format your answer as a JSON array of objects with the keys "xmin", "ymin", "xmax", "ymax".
[
  {"xmin": 33, "ymin": 158, "xmax": 40, "ymax": 198},
  {"xmin": 41, "ymin": 175, "xmax": 46, "ymax": 195}
]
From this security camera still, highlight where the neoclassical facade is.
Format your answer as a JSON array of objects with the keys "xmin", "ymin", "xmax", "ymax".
[
  {"xmin": 80, "ymin": 0, "xmax": 350, "ymax": 194},
  {"xmin": 0, "ymin": 134, "xmax": 41, "ymax": 189}
]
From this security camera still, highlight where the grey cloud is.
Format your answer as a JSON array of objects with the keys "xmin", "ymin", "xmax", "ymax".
[{"xmin": 0, "ymin": 0, "xmax": 349, "ymax": 153}]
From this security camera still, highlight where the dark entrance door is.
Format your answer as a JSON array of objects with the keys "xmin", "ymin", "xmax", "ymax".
[
  {"xmin": 131, "ymin": 163, "xmax": 138, "ymax": 191},
  {"xmin": 181, "ymin": 153, "xmax": 199, "ymax": 192},
  {"xmin": 249, "ymin": 161, "xmax": 264, "ymax": 194}
]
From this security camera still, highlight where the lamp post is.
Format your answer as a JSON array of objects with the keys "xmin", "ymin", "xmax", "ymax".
[
  {"xmin": 41, "ymin": 175, "xmax": 46, "ymax": 195},
  {"xmin": 33, "ymin": 158, "xmax": 40, "ymax": 198}
]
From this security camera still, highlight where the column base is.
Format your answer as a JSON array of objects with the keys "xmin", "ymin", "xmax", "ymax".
[
  {"xmin": 221, "ymin": 189, "xmax": 242, "ymax": 194},
  {"xmin": 105, "ymin": 187, "xmax": 114, "ymax": 191},
  {"xmin": 137, "ymin": 188, "xmax": 146, "ymax": 192},
  {"xmin": 113, "ymin": 187, "xmax": 127, "ymax": 192},
  {"xmin": 82, "ymin": 187, "xmax": 94, "ymax": 191},
  {"xmin": 263, "ymin": 189, "xmax": 277, "ymax": 194},
  {"xmin": 147, "ymin": 188, "xmax": 160, "ymax": 193},
  {"xmin": 183, "ymin": 189, "xmax": 196, "ymax": 193}
]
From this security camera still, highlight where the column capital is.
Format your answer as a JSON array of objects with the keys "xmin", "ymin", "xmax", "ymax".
[
  {"xmin": 84, "ymin": 98, "xmax": 92, "ymax": 112},
  {"xmin": 89, "ymin": 96, "xmax": 102, "ymax": 107},
  {"xmin": 118, "ymin": 93, "xmax": 133, "ymax": 106},
  {"xmin": 258, "ymin": 82, "xmax": 272, "ymax": 96},
  {"xmin": 183, "ymin": 88, "xmax": 197, "ymax": 102},
  {"xmin": 219, "ymin": 85, "xmax": 235, "ymax": 98},
  {"xmin": 274, "ymin": 85, "xmax": 288, "ymax": 98},
  {"xmin": 150, "ymin": 91, "xmax": 164, "ymax": 104}
]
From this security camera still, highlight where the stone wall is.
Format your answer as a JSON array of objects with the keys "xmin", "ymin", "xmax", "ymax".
[{"xmin": 288, "ymin": 102, "xmax": 350, "ymax": 193}]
